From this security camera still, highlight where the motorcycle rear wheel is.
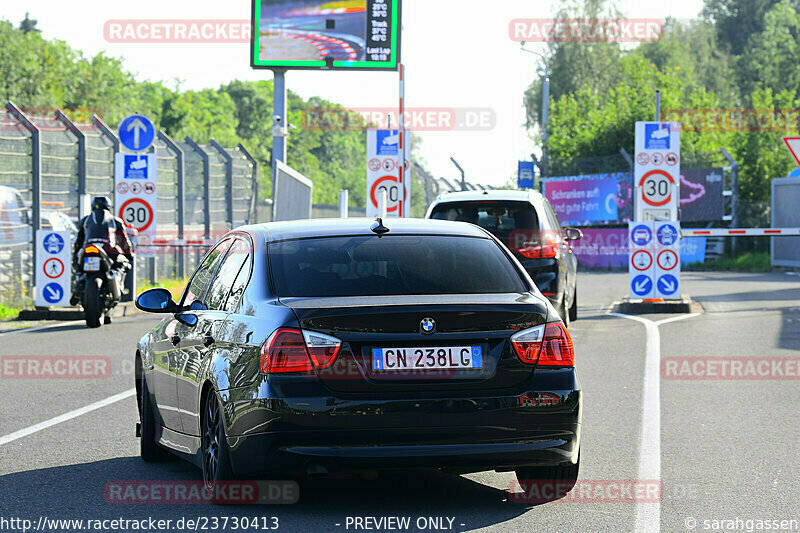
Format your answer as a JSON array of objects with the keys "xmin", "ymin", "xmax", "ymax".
[{"xmin": 84, "ymin": 275, "xmax": 103, "ymax": 328}]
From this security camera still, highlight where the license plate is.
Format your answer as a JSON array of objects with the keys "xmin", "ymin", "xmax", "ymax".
[
  {"xmin": 372, "ymin": 346, "xmax": 482, "ymax": 371},
  {"xmin": 84, "ymin": 257, "xmax": 100, "ymax": 272}
]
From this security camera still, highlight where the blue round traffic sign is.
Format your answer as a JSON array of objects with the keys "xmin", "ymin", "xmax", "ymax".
[
  {"xmin": 42, "ymin": 232, "xmax": 64, "ymax": 254},
  {"xmin": 631, "ymin": 224, "xmax": 652, "ymax": 246},
  {"xmin": 631, "ymin": 274, "xmax": 653, "ymax": 297},
  {"xmin": 657, "ymin": 224, "xmax": 679, "ymax": 246},
  {"xmin": 42, "ymin": 282, "xmax": 64, "ymax": 304},
  {"xmin": 657, "ymin": 274, "xmax": 679, "ymax": 296},
  {"xmin": 118, "ymin": 114, "xmax": 155, "ymax": 152}
]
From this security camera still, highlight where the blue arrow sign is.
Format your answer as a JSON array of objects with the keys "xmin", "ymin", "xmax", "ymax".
[
  {"xmin": 118, "ymin": 114, "xmax": 155, "ymax": 152},
  {"xmin": 657, "ymin": 223, "xmax": 679, "ymax": 246},
  {"xmin": 657, "ymin": 274, "xmax": 679, "ymax": 296},
  {"xmin": 631, "ymin": 274, "xmax": 653, "ymax": 297},
  {"xmin": 631, "ymin": 224, "xmax": 652, "ymax": 246},
  {"xmin": 42, "ymin": 282, "xmax": 64, "ymax": 304}
]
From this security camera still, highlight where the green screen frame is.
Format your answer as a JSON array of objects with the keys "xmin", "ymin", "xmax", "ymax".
[{"xmin": 251, "ymin": 0, "xmax": 401, "ymax": 71}]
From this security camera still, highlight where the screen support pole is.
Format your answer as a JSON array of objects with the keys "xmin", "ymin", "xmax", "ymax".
[{"xmin": 272, "ymin": 68, "xmax": 288, "ymax": 203}]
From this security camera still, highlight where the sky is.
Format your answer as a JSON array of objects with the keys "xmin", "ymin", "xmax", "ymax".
[{"xmin": 4, "ymin": 0, "xmax": 705, "ymax": 187}]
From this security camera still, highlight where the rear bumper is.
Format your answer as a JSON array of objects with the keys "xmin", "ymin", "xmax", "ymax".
[{"xmin": 223, "ymin": 370, "xmax": 581, "ymax": 476}]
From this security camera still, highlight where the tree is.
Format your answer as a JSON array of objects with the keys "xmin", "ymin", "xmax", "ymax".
[{"xmin": 19, "ymin": 13, "xmax": 40, "ymax": 34}]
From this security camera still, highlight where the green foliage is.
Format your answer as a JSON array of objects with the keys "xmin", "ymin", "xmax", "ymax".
[
  {"xmin": 524, "ymin": 0, "xmax": 800, "ymax": 217},
  {"xmin": 0, "ymin": 18, "xmax": 414, "ymax": 207}
]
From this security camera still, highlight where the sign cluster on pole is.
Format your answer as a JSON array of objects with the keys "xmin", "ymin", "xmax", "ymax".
[
  {"xmin": 366, "ymin": 129, "xmax": 410, "ymax": 218},
  {"xmin": 630, "ymin": 121, "xmax": 681, "ymax": 299},
  {"xmin": 634, "ymin": 121, "xmax": 680, "ymax": 222},
  {"xmin": 115, "ymin": 114, "xmax": 157, "ymax": 249},
  {"xmin": 35, "ymin": 230, "xmax": 71, "ymax": 307}
]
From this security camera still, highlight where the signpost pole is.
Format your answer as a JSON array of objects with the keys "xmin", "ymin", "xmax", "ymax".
[
  {"xmin": 272, "ymin": 68, "xmax": 288, "ymax": 204},
  {"xmin": 655, "ymin": 90, "xmax": 661, "ymax": 122},
  {"xmin": 398, "ymin": 63, "xmax": 405, "ymax": 217}
]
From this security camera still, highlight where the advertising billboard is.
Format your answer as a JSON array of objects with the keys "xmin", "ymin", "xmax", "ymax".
[
  {"xmin": 543, "ymin": 173, "xmax": 632, "ymax": 226},
  {"xmin": 572, "ymin": 228, "xmax": 706, "ymax": 269},
  {"xmin": 251, "ymin": 0, "xmax": 401, "ymax": 70},
  {"xmin": 680, "ymin": 168, "xmax": 724, "ymax": 222}
]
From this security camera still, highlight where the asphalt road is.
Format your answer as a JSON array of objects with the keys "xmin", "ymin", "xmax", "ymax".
[{"xmin": 1, "ymin": 271, "xmax": 799, "ymax": 533}]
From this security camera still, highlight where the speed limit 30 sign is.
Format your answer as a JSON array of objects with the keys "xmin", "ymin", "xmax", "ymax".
[{"xmin": 639, "ymin": 169, "xmax": 675, "ymax": 207}]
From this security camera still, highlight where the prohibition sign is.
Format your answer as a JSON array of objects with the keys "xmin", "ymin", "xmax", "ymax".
[
  {"xmin": 119, "ymin": 198, "xmax": 155, "ymax": 232},
  {"xmin": 369, "ymin": 175, "xmax": 406, "ymax": 213},
  {"xmin": 639, "ymin": 169, "xmax": 676, "ymax": 207},
  {"xmin": 657, "ymin": 249, "xmax": 678, "ymax": 270},
  {"xmin": 631, "ymin": 249, "xmax": 653, "ymax": 271},
  {"xmin": 43, "ymin": 257, "xmax": 65, "ymax": 279},
  {"xmin": 368, "ymin": 159, "xmax": 381, "ymax": 172}
]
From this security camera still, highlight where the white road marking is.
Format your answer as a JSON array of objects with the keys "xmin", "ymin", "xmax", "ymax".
[
  {"xmin": 610, "ymin": 312, "xmax": 699, "ymax": 533},
  {"xmin": 0, "ymin": 320, "xmax": 84, "ymax": 336},
  {"xmin": 0, "ymin": 388, "xmax": 135, "ymax": 446}
]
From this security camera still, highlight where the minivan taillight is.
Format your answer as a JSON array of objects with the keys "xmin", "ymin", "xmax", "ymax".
[
  {"xmin": 511, "ymin": 322, "xmax": 574, "ymax": 367},
  {"xmin": 260, "ymin": 328, "xmax": 342, "ymax": 374},
  {"xmin": 518, "ymin": 243, "xmax": 559, "ymax": 259}
]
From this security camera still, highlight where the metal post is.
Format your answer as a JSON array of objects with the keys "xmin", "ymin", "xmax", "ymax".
[
  {"xmin": 541, "ymin": 67, "xmax": 549, "ymax": 179},
  {"xmin": 377, "ymin": 189, "xmax": 388, "ymax": 218},
  {"xmin": 450, "ymin": 156, "xmax": 466, "ymax": 191},
  {"xmin": 55, "ymin": 109, "xmax": 86, "ymax": 218},
  {"xmin": 339, "ymin": 189, "xmax": 349, "ymax": 218},
  {"xmin": 398, "ymin": 63, "xmax": 405, "ymax": 217},
  {"xmin": 655, "ymin": 90, "xmax": 661, "ymax": 122},
  {"xmin": 6, "ymin": 102, "xmax": 40, "ymax": 293},
  {"xmin": 184, "ymin": 136, "xmax": 210, "ymax": 240},
  {"xmin": 237, "ymin": 143, "xmax": 258, "ymax": 224},
  {"xmin": 158, "ymin": 131, "xmax": 185, "ymax": 278},
  {"xmin": 721, "ymin": 149, "xmax": 739, "ymax": 255},
  {"xmin": 272, "ymin": 69, "xmax": 288, "ymax": 201},
  {"xmin": 619, "ymin": 147, "xmax": 634, "ymax": 171},
  {"xmin": 209, "ymin": 139, "xmax": 234, "ymax": 229}
]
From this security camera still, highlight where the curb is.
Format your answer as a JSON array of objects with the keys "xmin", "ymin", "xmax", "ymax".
[{"xmin": 611, "ymin": 295, "xmax": 703, "ymax": 315}]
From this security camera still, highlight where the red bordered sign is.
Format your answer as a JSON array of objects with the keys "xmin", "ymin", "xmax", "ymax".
[{"xmin": 639, "ymin": 169, "xmax": 675, "ymax": 207}]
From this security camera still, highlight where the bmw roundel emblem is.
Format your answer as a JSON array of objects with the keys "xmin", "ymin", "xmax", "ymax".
[{"xmin": 420, "ymin": 317, "xmax": 436, "ymax": 334}]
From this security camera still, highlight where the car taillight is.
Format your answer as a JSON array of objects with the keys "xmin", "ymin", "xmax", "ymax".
[
  {"xmin": 517, "ymin": 234, "xmax": 560, "ymax": 259},
  {"xmin": 84, "ymin": 245, "xmax": 100, "ymax": 254},
  {"xmin": 260, "ymin": 328, "xmax": 341, "ymax": 374},
  {"xmin": 511, "ymin": 321, "xmax": 574, "ymax": 367}
]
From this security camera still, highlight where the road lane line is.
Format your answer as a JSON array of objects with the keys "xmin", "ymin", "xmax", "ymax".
[
  {"xmin": 610, "ymin": 312, "xmax": 698, "ymax": 533},
  {"xmin": 0, "ymin": 388, "xmax": 135, "ymax": 446},
  {"xmin": 0, "ymin": 320, "xmax": 84, "ymax": 336}
]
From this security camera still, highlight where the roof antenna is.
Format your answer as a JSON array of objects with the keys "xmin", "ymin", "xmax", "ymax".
[{"xmin": 370, "ymin": 217, "xmax": 390, "ymax": 237}]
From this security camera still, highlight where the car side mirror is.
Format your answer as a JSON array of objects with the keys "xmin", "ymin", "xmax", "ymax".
[
  {"xmin": 135, "ymin": 288, "xmax": 179, "ymax": 313},
  {"xmin": 175, "ymin": 313, "xmax": 199, "ymax": 327},
  {"xmin": 565, "ymin": 228, "xmax": 583, "ymax": 241}
]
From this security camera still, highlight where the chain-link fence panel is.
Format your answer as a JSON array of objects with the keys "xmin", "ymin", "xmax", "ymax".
[{"xmin": 0, "ymin": 109, "xmax": 33, "ymax": 306}]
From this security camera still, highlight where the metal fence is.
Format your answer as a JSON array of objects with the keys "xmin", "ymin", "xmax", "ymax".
[{"xmin": 0, "ymin": 102, "xmax": 258, "ymax": 306}]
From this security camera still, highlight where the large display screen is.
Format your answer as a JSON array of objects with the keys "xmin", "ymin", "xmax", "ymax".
[{"xmin": 251, "ymin": 0, "xmax": 401, "ymax": 70}]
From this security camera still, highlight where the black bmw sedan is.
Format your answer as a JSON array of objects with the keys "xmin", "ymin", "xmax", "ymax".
[{"xmin": 134, "ymin": 218, "xmax": 581, "ymax": 493}]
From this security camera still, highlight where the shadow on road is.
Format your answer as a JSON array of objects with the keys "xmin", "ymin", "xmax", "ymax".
[{"xmin": 0, "ymin": 458, "xmax": 538, "ymax": 530}]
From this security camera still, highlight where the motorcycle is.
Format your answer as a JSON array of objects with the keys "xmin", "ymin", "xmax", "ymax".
[{"xmin": 73, "ymin": 241, "xmax": 129, "ymax": 328}]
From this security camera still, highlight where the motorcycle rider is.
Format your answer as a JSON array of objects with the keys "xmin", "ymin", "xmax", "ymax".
[{"xmin": 70, "ymin": 196, "xmax": 134, "ymax": 320}]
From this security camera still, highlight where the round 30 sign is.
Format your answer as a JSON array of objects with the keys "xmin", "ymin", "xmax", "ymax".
[
  {"xmin": 119, "ymin": 198, "xmax": 155, "ymax": 232},
  {"xmin": 369, "ymin": 175, "xmax": 406, "ymax": 213},
  {"xmin": 638, "ymin": 169, "xmax": 675, "ymax": 207}
]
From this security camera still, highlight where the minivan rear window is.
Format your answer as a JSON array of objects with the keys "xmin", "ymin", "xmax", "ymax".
[
  {"xmin": 269, "ymin": 235, "xmax": 527, "ymax": 297},
  {"xmin": 429, "ymin": 201, "xmax": 539, "ymax": 237}
]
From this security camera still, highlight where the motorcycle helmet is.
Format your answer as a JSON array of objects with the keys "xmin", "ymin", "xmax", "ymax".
[{"xmin": 92, "ymin": 196, "xmax": 111, "ymax": 211}]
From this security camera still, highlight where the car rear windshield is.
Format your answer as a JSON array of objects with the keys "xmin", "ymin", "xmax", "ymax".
[
  {"xmin": 429, "ymin": 201, "xmax": 539, "ymax": 239},
  {"xmin": 268, "ymin": 235, "xmax": 527, "ymax": 297}
]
